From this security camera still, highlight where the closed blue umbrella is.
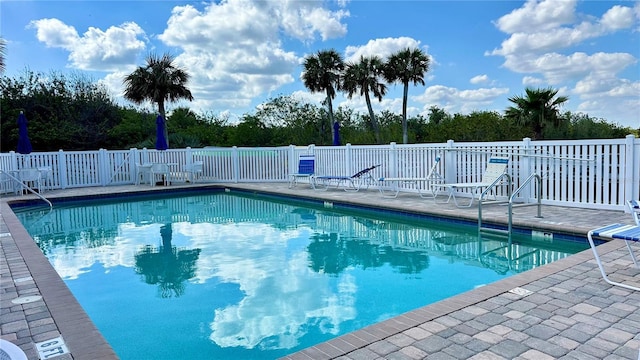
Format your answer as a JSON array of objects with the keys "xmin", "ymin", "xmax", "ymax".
[
  {"xmin": 333, "ymin": 121, "xmax": 341, "ymax": 146},
  {"xmin": 155, "ymin": 115, "xmax": 168, "ymax": 151},
  {"xmin": 17, "ymin": 111, "xmax": 33, "ymax": 154}
]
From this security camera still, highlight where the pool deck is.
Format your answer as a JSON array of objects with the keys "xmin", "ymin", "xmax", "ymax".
[{"xmin": 1, "ymin": 182, "xmax": 640, "ymax": 359}]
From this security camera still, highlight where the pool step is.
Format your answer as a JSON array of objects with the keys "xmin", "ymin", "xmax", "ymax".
[{"xmin": 479, "ymin": 227, "xmax": 510, "ymax": 239}]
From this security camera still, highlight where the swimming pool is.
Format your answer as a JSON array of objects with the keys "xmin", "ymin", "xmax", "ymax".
[{"xmin": 12, "ymin": 189, "xmax": 589, "ymax": 359}]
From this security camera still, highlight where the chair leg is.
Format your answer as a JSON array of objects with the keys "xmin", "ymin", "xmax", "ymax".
[{"xmin": 588, "ymin": 231, "xmax": 640, "ymax": 291}]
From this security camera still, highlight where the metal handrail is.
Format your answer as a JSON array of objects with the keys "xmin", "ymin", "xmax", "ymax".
[
  {"xmin": 508, "ymin": 173, "xmax": 542, "ymax": 235},
  {"xmin": 0, "ymin": 170, "xmax": 53, "ymax": 209},
  {"xmin": 477, "ymin": 173, "xmax": 512, "ymax": 231}
]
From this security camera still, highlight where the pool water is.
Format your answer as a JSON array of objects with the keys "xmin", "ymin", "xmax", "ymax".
[{"xmin": 13, "ymin": 190, "xmax": 588, "ymax": 359}]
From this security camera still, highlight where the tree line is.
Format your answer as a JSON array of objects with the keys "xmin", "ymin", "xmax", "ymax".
[{"xmin": 0, "ymin": 54, "xmax": 636, "ymax": 152}]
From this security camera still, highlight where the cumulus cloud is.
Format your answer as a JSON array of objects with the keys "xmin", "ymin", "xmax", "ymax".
[
  {"xmin": 415, "ymin": 85, "xmax": 510, "ymax": 114},
  {"xmin": 494, "ymin": 0, "xmax": 577, "ymax": 33},
  {"xmin": 343, "ymin": 37, "xmax": 425, "ymax": 62},
  {"xmin": 156, "ymin": 0, "xmax": 348, "ymax": 112},
  {"xmin": 28, "ymin": 18, "xmax": 146, "ymax": 71},
  {"xmin": 470, "ymin": 75, "xmax": 489, "ymax": 84},
  {"xmin": 488, "ymin": 0, "xmax": 639, "ymax": 128}
]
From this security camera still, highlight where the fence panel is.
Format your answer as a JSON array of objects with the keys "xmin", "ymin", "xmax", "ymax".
[{"xmin": 1, "ymin": 137, "xmax": 638, "ymax": 210}]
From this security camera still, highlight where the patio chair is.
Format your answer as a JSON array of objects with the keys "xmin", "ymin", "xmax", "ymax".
[
  {"xmin": 18, "ymin": 168, "xmax": 42, "ymax": 194},
  {"xmin": 150, "ymin": 163, "xmax": 170, "ymax": 186},
  {"xmin": 377, "ymin": 156, "xmax": 443, "ymax": 198},
  {"xmin": 312, "ymin": 164, "xmax": 380, "ymax": 192},
  {"xmin": 628, "ymin": 200, "xmax": 640, "ymax": 225},
  {"xmin": 588, "ymin": 223, "xmax": 640, "ymax": 291},
  {"xmin": 136, "ymin": 163, "xmax": 153, "ymax": 185},
  {"xmin": 186, "ymin": 161, "xmax": 204, "ymax": 183},
  {"xmin": 434, "ymin": 155, "xmax": 510, "ymax": 208},
  {"xmin": 289, "ymin": 154, "xmax": 315, "ymax": 188}
]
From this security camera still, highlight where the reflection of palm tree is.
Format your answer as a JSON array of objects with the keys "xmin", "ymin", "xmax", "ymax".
[
  {"xmin": 307, "ymin": 233, "xmax": 429, "ymax": 275},
  {"xmin": 134, "ymin": 223, "xmax": 201, "ymax": 298}
]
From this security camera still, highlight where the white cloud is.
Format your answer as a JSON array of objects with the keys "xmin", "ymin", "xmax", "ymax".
[
  {"xmin": 155, "ymin": 0, "xmax": 348, "ymax": 112},
  {"xmin": 344, "ymin": 37, "xmax": 424, "ymax": 62},
  {"xmin": 470, "ymin": 75, "xmax": 489, "ymax": 84},
  {"xmin": 487, "ymin": 0, "xmax": 640, "ymax": 128},
  {"xmin": 28, "ymin": 19, "xmax": 146, "ymax": 71},
  {"xmin": 600, "ymin": 5, "xmax": 636, "ymax": 31},
  {"xmin": 490, "ymin": 0, "xmax": 637, "ymax": 57},
  {"xmin": 522, "ymin": 76, "xmax": 544, "ymax": 86},
  {"xmin": 415, "ymin": 85, "xmax": 510, "ymax": 114},
  {"xmin": 494, "ymin": 0, "xmax": 577, "ymax": 34}
]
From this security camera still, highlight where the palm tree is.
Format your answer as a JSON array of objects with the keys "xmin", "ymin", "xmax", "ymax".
[
  {"xmin": 0, "ymin": 37, "xmax": 6, "ymax": 73},
  {"xmin": 384, "ymin": 48, "xmax": 430, "ymax": 144},
  {"xmin": 302, "ymin": 49, "xmax": 344, "ymax": 143},
  {"xmin": 342, "ymin": 55, "xmax": 387, "ymax": 144},
  {"xmin": 123, "ymin": 53, "xmax": 193, "ymax": 147},
  {"xmin": 505, "ymin": 87, "xmax": 569, "ymax": 140}
]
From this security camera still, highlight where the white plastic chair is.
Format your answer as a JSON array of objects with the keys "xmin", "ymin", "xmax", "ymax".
[
  {"xmin": 187, "ymin": 161, "xmax": 204, "ymax": 183},
  {"xmin": 378, "ymin": 156, "xmax": 443, "ymax": 198},
  {"xmin": 136, "ymin": 163, "xmax": 153, "ymax": 185},
  {"xmin": 434, "ymin": 155, "xmax": 510, "ymax": 207},
  {"xmin": 18, "ymin": 168, "xmax": 42, "ymax": 194},
  {"xmin": 150, "ymin": 163, "xmax": 170, "ymax": 186}
]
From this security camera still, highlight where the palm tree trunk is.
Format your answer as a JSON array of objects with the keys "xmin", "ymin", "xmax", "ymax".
[
  {"xmin": 402, "ymin": 83, "xmax": 409, "ymax": 144},
  {"xmin": 158, "ymin": 100, "xmax": 169, "ymax": 147},
  {"xmin": 326, "ymin": 91, "xmax": 335, "ymax": 144},
  {"xmin": 365, "ymin": 91, "xmax": 381, "ymax": 144}
]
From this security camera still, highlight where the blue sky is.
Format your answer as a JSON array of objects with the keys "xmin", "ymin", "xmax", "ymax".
[{"xmin": 2, "ymin": 0, "xmax": 639, "ymax": 129}]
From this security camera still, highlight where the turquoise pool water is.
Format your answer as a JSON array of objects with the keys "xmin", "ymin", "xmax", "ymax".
[{"xmin": 13, "ymin": 190, "xmax": 588, "ymax": 359}]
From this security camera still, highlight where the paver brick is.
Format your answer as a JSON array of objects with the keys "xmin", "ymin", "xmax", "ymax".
[
  {"xmin": 517, "ymin": 349, "xmax": 555, "ymax": 360},
  {"xmin": 399, "ymin": 345, "xmax": 428, "ymax": 359},
  {"xmin": 570, "ymin": 303, "xmax": 601, "ymax": 315},
  {"xmin": 522, "ymin": 337, "xmax": 570, "ymax": 357},
  {"xmin": 489, "ymin": 339, "xmax": 529, "ymax": 358},
  {"xmin": 523, "ymin": 323, "xmax": 560, "ymax": 340},
  {"xmin": 413, "ymin": 335, "xmax": 452, "ymax": 353},
  {"xmin": 1, "ymin": 319, "xmax": 28, "ymax": 333},
  {"xmin": 344, "ymin": 347, "xmax": 380, "ymax": 360},
  {"xmin": 598, "ymin": 327, "xmax": 635, "ymax": 344},
  {"xmin": 387, "ymin": 333, "xmax": 415, "ymax": 347},
  {"xmin": 442, "ymin": 343, "xmax": 476, "ymax": 359},
  {"xmin": 367, "ymin": 340, "xmax": 399, "ymax": 356},
  {"xmin": 403, "ymin": 326, "xmax": 430, "ymax": 340},
  {"xmin": 574, "ymin": 343, "xmax": 611, "ymax": 359}
]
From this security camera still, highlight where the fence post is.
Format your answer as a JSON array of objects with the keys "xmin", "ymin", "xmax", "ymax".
[
  {"xmin": 388, "ymin": 142, "xmax": 398, "ymax": 178},
  {"xmin": 232, "ymin": 146, "xmax": 239, "ymax": 183},
  {"xmin": 129, "ymin": 148, "xmax": 138, "ymax": 184},
  {"xmin": 444, "ymin": 140, "xmax": 456, "ymax": 183},
  {"xmin": 521, "ymin": 137, "xmax": 533, "ymax": 203},
  {"xmin": 624, "ymin": 134, "xmax": 638, "ymax": 205},
  {"xmin": 98, "ymin": 149, "xmax": 108, "ymax": 186},
  {"xmin": 345, "ymin": 143, "xmax": 353, "ymax": 175},
  {"xmin": 186, "ymin": 147, "xmax": 193, "ymax": 173},
  {"xmin": 58, "ymin": 150, "xmax": 68, "ymax": 189}
]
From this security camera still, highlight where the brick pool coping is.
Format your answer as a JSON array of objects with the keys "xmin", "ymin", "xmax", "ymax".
[{"xmin": 1, "ymin": 183, "xmax": 638, "ymax": 359}]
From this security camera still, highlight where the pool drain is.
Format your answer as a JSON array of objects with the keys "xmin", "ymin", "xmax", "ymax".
[{"xmin": 11, "ymin": 295, "xmax": 42, "ymax": 305}]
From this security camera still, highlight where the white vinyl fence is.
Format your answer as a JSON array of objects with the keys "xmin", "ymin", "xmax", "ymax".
[{"xmin": 1, "ymin": 135, "xmax": 639, "ymax": 210}]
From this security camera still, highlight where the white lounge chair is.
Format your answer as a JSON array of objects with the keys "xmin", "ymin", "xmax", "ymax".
[
  {"xmin": 588, "ymin": 223, "xmax": 640, "ymax": 291},
  {"xmin": 628, "ymin": 200, "xmax": 640, "ymax": 225},
  {"xmin": 312, "ymin": 165, "xmax": 380, "ymax": 192},
  {"xmin": 289, "ymin": 154, "xmax": 315, "ymax": 188},
  {"xmin": 377, "ymin": 156, "xmax": 443, "ymax": 198},
  {"xmin": 435, "ymin": 155, "xmax": 510, "ymax": 208}
]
